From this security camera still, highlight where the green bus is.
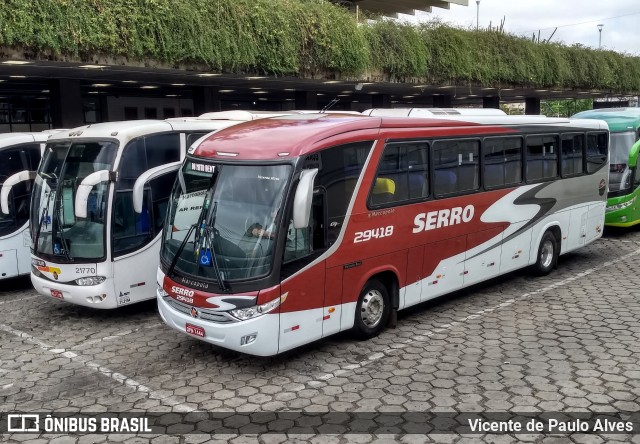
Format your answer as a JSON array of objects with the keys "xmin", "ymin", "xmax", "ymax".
[{"xmin": 572, "ymin": 108, "xmax": 640, "ymax": 227}]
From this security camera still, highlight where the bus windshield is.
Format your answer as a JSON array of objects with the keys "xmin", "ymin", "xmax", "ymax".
[
  {"xmin": 609, "ymin": 131, "xmax": 637, "ymax": 193},
  {"xmin": 31, "ymin": 141, "xmax": 118, "ymax": 262},
  {"xmin": 161, "ymin": 160, "xmax": 291, "ymax": 286}
]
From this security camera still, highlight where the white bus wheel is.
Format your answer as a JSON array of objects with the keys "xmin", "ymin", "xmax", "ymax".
[
  {"xmin": 352, "ymin": 279, "xmax": 390, "ymax": 340},
  {"xmin": 532, "ymin": 230, "xmax": 558, "ymax": 276}
]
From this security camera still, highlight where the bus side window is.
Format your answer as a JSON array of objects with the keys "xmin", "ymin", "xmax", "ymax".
[
  {"xmin": 526, "ymin": 135, "xmax": 558, "ymax": 182},
  {"xmin": 586, "ymin": 132, "xmax": 608, "ymax": 173},
  {"xmin": 145, "ymin": 133, "xmax": 180, "ymax": 167},
  {"xmin": 0, "ymin": 144, "xmax": 40, "ymax": 232},
  {"xmin": 433, "ymin": 139, "xmax": 479, "ymax": 197},
  {"xmin": 113, "ymin": 134, "xmax": 181, "ymax": 257},
  {"xmin": 561, "ymin": 133, "xmax": 585, "ymax": 177},
  {"xmin": 283, "ymin": 193, "xmax": 321, "ymax": 263},
  {"xmin": 368, "ymin": 141, "xmax": 429, "ymax": 207},
  {"xmin": 309, "ymin": 141, "xmax": 372, "ymax": 246},
  {"xmin": 149, "ymin": 172, "xmax": 177, "ymax": 235},
  {"xmin": 483, "ymin": 137, "xmax": 523, "ymax": 189}
]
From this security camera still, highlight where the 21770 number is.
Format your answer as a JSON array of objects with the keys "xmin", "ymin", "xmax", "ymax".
[{"xmin": 75, "ymin": 267, "xmax": 96, "ymax": 274}]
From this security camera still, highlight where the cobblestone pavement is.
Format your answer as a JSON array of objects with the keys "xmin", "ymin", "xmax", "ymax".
[{"xmin": 1, "ymin": 228, "xmax": 640, "ymax": 443}]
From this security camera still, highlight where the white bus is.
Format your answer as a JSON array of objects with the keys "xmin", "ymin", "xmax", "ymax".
[
  {"xmin": 156, "ymin": 113, "xmax": 608, "ymax": 356},
  {"xmin": 0, "ymin": 131, "xmax": 62, "ymax": 280},
  {"xmin": 22, "ymin": 112, "xmax": 287, "ymax": 308}
]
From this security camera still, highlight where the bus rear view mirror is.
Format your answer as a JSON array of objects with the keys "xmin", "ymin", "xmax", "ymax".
[
  {"xmin": 293, "ymin": 168, "xmax": 318, "ymax": 229},
  {"xmin": 1, "ymin": 170, "xmax": 37, "ymax": 214},
  {"xmin": 74, "ymin": 170, "xmax": 114, "ymax": 219},
  {"xmin": 133, "ymin": 161, "xmax": 182, "ymax": 213}
]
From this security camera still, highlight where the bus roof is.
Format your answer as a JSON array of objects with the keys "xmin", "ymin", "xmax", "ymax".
[
  {"xmin": 363, "ymin": 108, "xmax": 507, "ymax": 117},
  {"xmin": 192, "ymin": 113, "xmax": 608, "ymax": 160},
  {"xmin": 571, "ymin": 108, "xmax": 640, "ymax": 132},
  {"xmin": 0, "ymin": 130, "xmax": 65, "ymax": 148}
]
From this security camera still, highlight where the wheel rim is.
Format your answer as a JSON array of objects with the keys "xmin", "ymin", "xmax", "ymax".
[
  {"xmin": 540, "ymin": 239, "xmax": 554, "ymax": 268},
  {"xmin": 361, "ymin": 289, "xmax": 385, "ymax": 328}
]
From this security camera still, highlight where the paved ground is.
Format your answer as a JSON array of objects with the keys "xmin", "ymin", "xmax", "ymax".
[{"xmin": 1, "ymin": 227, "xmax": 640, "ymax": 443}]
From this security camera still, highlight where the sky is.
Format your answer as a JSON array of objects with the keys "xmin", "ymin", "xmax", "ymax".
[{"xmin": 400, "ymin": 0, "xmax": 640, "ymax": 55}]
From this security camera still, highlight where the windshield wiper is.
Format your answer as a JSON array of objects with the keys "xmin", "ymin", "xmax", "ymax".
[
  {"xmin": 166, "ymin": 223, "xmax": 196, "ymax": 279},
  {"xmin": 198, "ymin": 202, "xmax": 228, "ymax": 292},
  {"xmin": 53, "ymin": 204, "xmax": 72, "ymax": 261}
]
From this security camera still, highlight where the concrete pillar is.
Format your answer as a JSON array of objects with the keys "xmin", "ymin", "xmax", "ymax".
[
  {"xmin": 295, "ymin": 91, "xmax": 317, "ymax": 110},
  {"xmin": 49, "ymin": 79, "xmax": 84, "ymax": 128},
  {"xmin": 371, "ymin": 94, "xmax": 391, "ymax": 108},
  {"xmin": 433, "ymin": 94, "xmax": 452, "ymax": 108},
  {"xmin": 525, "ymin": 97, "xmax": 541, "ymax": 115},
  {"xmin": 192, "ymin": 86, "xmax": 221, "ymax": 115},
  {"xmin": 483, "ymin": 96, "xmax": 500, "ymax": 109}
]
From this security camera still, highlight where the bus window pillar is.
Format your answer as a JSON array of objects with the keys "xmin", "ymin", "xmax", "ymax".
[
  {"xmin": 483, "ymin": 96, "xmax": 500, "ymax": 109},
  {"xmin": 49, "ymin": 79, "xmax": 84, "ymax": 128},
  {"xmin": 193, "ymin": 86, "xmax": 221, "ymax": 115},
  {"xmin": 525, "ymin": 97, "xmax": 541, "ymax": 115}
]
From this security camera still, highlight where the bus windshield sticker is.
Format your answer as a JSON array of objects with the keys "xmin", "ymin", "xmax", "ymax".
[{"xmin": 191, "ymin": 163, "xmax": 215, "ymax": 173}]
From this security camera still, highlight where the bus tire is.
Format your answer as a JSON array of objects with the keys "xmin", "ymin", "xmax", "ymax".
[
  {"xmin": 532, "ymin": 231, "xmax": 558, "ymax": 276},
  {"xmin": 352, "ymin": 279, "xmax": 390, "ymax": 340}
]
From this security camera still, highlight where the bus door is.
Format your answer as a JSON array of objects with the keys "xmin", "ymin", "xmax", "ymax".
[
  {"xmin": 112, "ymin": 133, "xmax": 181, "ymax": 306},
  {"xmin": 279, "ymin": 191, "xmax": 326, "ymax": 352}
]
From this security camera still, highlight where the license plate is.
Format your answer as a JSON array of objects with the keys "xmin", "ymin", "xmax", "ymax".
[
  {"xmin": 185, "ymin": 323, "xmax": 205, "ymax": 337},
  {"xmin": 50, "ymin": 289, "xmax": 63, "ymax": 299}
]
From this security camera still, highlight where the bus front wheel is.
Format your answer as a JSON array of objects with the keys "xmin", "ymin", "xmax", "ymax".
[
  {"xmin": 532, "ymin": 231, "xmax": 558, "ymax": 276},
  {"xmin": 353, "ymin": 279, "xmax": 390, "ymax": 340}
]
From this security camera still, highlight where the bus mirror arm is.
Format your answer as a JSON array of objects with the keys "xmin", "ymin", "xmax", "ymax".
[
  {"xmin": 133, "ymin": 161, "xmax": 182, "ymax": 213},
  {"xmin": 293, "ymin": 168, "xmax": 319, "ymax": 229},
  {"xmin": 0, "ymin": 170, "xmax": 37, "ymax": 214},
  {"xmin": 74, "ymin": 170, "xmax": 113, "ymax": 219}
]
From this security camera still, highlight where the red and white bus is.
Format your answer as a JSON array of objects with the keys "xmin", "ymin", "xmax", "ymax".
[{"xmin": 157, "ymin": 113, "xmax": 609, "ymax": 356}]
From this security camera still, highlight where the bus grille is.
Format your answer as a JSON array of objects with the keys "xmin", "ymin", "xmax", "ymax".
[{"xmin": 163, "ymin": 296, "xmax": 236, "ymax": 324}]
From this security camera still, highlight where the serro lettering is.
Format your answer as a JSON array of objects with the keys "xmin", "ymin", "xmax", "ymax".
[
  {"xmin": 171, "ymin": 286, "xmax": 194, "ymax": 298},
  {"xmin": 413, "ymin": 205, "xmax": 475, "ymax": 233}
]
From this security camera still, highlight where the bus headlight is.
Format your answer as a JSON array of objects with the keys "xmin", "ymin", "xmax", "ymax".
[
  {"xmin": 75, "ymin": 276, "xmax": 106, "ymax": 286},
  {"xmin": 230, "ymin": 292, "xmax": 288, "ymax": 321},
  {"xmin": 606, "ymin": 197, "xmax": 635, "ymax": 212}
]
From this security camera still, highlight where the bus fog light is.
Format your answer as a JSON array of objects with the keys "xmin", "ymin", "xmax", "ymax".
[
  {"xmin": 240, "ymin": 333, "xmax": 258, "ymax": 346},
  {"xmin": 75, "ymin": 276, "xmax": 106, "ymax": 286},
  {"xmin": 230, "ymin": 292, "xmax": 288, "ymax": 321}
]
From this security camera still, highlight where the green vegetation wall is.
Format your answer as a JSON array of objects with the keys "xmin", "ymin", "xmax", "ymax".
[{"xmin": 1, "ymin": 0, "xmax": 639, "ymax": 93}]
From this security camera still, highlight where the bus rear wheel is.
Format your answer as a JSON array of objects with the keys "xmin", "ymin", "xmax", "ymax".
[
  {"xmin": 532, "ymin": 230, "xmax": 558, "ymax": 276},
  {"xmin": 353, "ymin": 279, "xmax": 390, "ymax": 340}
]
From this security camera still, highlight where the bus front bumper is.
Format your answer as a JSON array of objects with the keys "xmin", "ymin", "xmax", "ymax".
[
  {"xmin": 157, "ymin": 290, "xmax": 280, "ymax": 356},
  {"xmin": 30, "ymin": 273, "xmax": 118, "ymax": 309}
]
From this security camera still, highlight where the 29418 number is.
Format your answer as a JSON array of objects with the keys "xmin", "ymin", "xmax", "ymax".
[{"xmin": 354, "ymin": 226, "xmax": 394, "ymax": 243}]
